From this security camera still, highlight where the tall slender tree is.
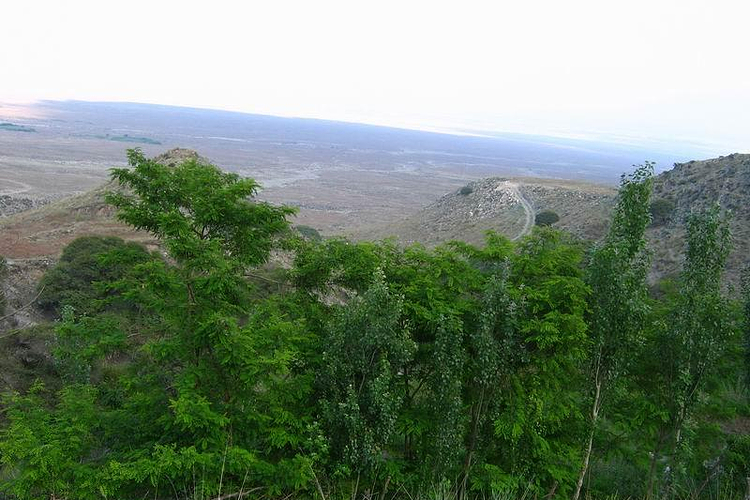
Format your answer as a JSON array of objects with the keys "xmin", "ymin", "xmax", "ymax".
[
  {"xmin": 645, "ymin": 205, "xmax": 733, "ymax": 496},
  {"xmin": 573, "ymin": 163, "xmax": 654, "ymax": 500}
]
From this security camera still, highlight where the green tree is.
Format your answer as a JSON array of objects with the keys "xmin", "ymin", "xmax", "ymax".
[
  {"xmin": 104, "ymin": 149, "xmax": 313, "ymax": 493},
  {"xmin": 478, "ymin": 229, "xmax": 588, "ymax": 496},
  {"xmin": 573, "ymin": 163, "xmax": 654, "ymax": 500},
  {"xmin": 320, "ymin": 270, "xmax": 416, "ymax": 474},
  {"xmin": 645, "ymin": 205, "xmax": 733, "ymax": 495},
  {"xmin": 1, "ymin": 149, "xmax": 308, "ymax": 497}
]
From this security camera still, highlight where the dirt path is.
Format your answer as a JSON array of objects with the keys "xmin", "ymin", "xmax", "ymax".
[
  {"xmin": 0, "ymin": 178, "xmax": 32, "ymax": 196},
  {"xmin": 508, "ymin": 183, "xmax": 534, "ymax": 240}
]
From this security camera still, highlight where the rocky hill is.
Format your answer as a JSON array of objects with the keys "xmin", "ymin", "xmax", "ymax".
[
  {"xmin": 0, "ymin": 149, "xmax": 208, "ymax": 332},
  {"xmin": 358, "ymin": 154, "xmax": 750, "ymax": 287},
  {"xmin": 0, "ymin": 148, "xmax": 207, "ymax": 259},
  {"xmin": 647, "ymin": 153, "xmax": 750, "ymax": 286},
  {"xmin": 355, "ymin": 177, "xmax": 617, "ymax": 247}
]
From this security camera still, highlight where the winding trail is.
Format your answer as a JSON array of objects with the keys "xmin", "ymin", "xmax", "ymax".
[
  {"xmin": 0, "ymin": 178, "xmax": 32, "ymax": 196},
  {"xmin": 507, "ymin": 183, "xmax": 534, "ymax": 241}
]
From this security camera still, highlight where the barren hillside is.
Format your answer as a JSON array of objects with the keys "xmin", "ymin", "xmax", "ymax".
[
  {"xmin": 353, "ymin": 176, "xmax": 617, "ymax": 247},
  {"xmin": 0, "ymin": 149, "xmax": 207, "ymax": 259},
  {"xmin": 355, "ymin": 154, "xmax": 750, "ymax": 287},
  {"xmin": 647, "ymin": 153, "xmax": 750, "ymax": 286}
]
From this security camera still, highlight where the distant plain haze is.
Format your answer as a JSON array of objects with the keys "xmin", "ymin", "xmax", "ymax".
[{"xmin": 2, "ymin": 0, "xmax": 748, "ymax": 157}]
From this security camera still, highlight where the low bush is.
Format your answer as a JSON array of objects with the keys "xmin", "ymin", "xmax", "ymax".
[
  {"xmin": 650, "ymin": 198, "xmax": 676, "ymax": 226},
  {"xmin": 535, "ymin": 209, "xmax": 560, "ymax": 226},
  {"xmin": 37, "ymin": 236, "xmax": 152, "ymax": 315},
  {"xmin": 295, "ymin": 224, "xmax": 322, "ymax": 241}
]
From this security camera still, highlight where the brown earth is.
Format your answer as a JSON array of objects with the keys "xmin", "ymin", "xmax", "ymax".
[{"xmin": 352, "ymin": 176, "xmax": 617, "ymax": 247}]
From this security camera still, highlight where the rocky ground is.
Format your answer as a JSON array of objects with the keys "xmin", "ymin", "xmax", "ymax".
[
  {"xmin": 647, "ymin": 153, "xmax": 750, "ymax": 287},
  {"xmin": 356, "ymin": 176, "xmax": 617, "ymax": 247}
]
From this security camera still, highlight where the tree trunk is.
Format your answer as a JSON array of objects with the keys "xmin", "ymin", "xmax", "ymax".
[
  {"xmin": 645, "ymin": 435, "xmax": 664, "ymax": 499},
  {"xmin": 459, "ymin": 389, "xmax": 486, "ymax": 500},
  {"xmin": 572, "ymin": 372, "xmax": 602, "ymax": 500}
]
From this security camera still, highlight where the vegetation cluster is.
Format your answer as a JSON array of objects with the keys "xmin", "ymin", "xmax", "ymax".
[
  {"xmin": 534, "ymin": 210, "xmax": 560, "ymax": 226},
  {"xmin": 0, "ymin": 151, "xmax": 748, "ymax": 500}
]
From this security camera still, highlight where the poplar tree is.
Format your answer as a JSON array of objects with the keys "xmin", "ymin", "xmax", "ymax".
[
  {"xmin": 573, "ymin": 163, "xmax": 654, "ymax": 500},
  {"xmin": 646, "ymin": 206, "xmax": 733, "ymax": 496}
]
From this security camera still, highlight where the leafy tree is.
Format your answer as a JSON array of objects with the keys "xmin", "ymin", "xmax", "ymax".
[
  {"xmin": 378, "ymin": 240, "xmax": 482, "ymax": 484},
  {"xmin": 320, "ymin": 270, "xmax": 416, "ymax": 474},
  {"xmin": 102, "ymin": 149, "xmax": 312, "ymax": 493},
  {"xmin": 645, "ymin": 205, "xmax": 733, "ymax": 495},
  {"xmin": 1, "ymin": 149, "xmax": 308, "ymax": 497},
  {"xmin": 481, "ymin": 229, "xmax": 589, "ymax": 496},
  {"xmin": 572, "ymin": 163, "xmax": 654, "ymax": 500}
]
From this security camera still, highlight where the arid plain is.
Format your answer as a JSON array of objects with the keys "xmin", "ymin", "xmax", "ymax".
[{"xmin": 0, "ymin": 100, "xmax": 688, "ymax": 245}]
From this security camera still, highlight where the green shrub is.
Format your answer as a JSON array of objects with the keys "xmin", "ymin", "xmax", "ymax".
[
  {"xmin": 459, "ymin": 185, "xmax": 473, "ymax": 195},
  {"xmin": 588, "ymin": 457, "xmax": 646, "ymax": 499},
  {"xmin": 650, "ymin": 198, "xmax": 676, "ymax": 226},
  {"xmin": 295, "ymin": 224, "xmax": 322, "ymax": 241},
  {"xmin": 535, "ymin": 209, "xmax": 560, "ymax": 226},
  {"xmin": 726, "ymin": 434, "xmax": 750, "ymax": 494},
  {"xmin": 37, "ymin": 236, "xmax": 151, "ymax": 315}
]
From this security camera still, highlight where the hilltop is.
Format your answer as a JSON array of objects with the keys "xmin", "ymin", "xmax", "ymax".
[
  {"xmin": 0, "ymin": 148, "xmax": 207, "ymax": 259},
  {"xmin": 0, "ymin": 149, "xmax": 208, "ymax": 329},
  {"xmin": 357, "ymin": 154, "xmax": 750, "ymax": 286},
  {"xmin": 648, "ymin": 153, "xmax": 750, "ymax": 285},
  {"xmin": 354, "ymin": 177, "xmax": 617, "ymax": 247}
]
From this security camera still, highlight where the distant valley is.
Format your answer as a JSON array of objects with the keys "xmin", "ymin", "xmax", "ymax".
[
  {"xmin": 0, "ymin": 100, "xmax": 692, "ymax": 236},
  {"xmin": 1, "ymin": 100, "xmax": 747, "ymax": 292}
]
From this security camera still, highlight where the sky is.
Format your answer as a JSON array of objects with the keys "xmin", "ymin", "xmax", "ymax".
[{"xmin": 2, "ymin": 0, "xmax": 749, "ymax": 155}]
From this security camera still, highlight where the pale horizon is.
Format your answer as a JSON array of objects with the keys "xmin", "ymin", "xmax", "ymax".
[{"xmin": 2, "ymin": 0, "xmax": 749, "ymax": 156}]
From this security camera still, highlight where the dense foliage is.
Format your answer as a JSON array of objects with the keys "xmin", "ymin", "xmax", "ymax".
[
  {"xmin": 0, "ymin": 152, "xmax": 747, "ymax": 500},
  {"xmin": 37, "ymin": 236, "xmax": 152, "ymax": 315}
]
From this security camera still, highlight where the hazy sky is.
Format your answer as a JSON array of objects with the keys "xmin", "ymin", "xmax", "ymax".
[{"xmin": 2, "ymin": 0, "xmax": 749, "ymax": 154}]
